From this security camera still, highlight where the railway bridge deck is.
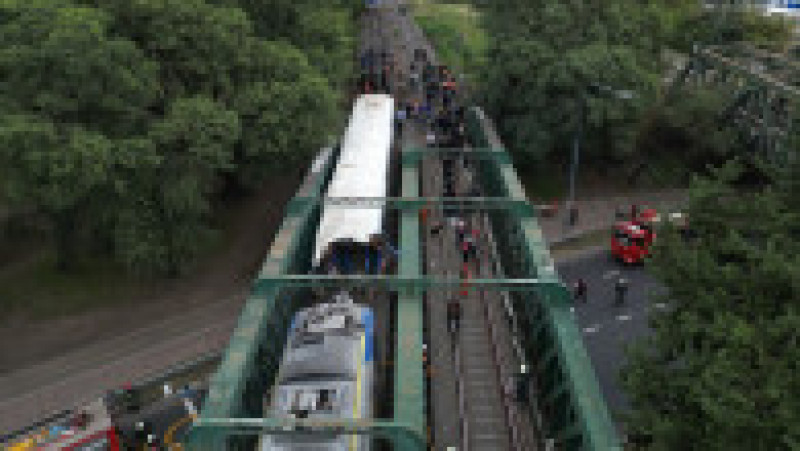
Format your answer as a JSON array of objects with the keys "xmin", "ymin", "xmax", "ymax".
[{"xmin": 187, "ymin": 2, "xmax": 621, "ymax": 450}]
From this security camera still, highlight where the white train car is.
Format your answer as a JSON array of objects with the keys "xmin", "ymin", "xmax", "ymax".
[
  {"xmin": 313, "ymin": 94, "xmax": 394, "ymax": 271},
  {"xmin": 260, "ymin": 297, "xmax": 375, "ymax": 451}
]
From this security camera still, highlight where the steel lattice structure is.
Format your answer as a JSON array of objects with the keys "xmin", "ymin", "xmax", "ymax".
[
  {"xmin": 186, "ymin": 107, "xmax": 621, "ymax": 450},
  {"xmin": 669, "ymin": 42, "xmax": 799, "ymax": 163}
]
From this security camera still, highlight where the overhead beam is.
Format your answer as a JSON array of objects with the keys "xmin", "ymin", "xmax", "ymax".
[
  {"xmin": 254, "ymin": 274, "xmax": 558, "ymax": 292},
  {"xmin": 291, "ymin": 196, "xmax": 540, "ymax": 216},
  {"xmin": 400, "ymin": 146, "xmax": 511, "ymax": 164},
  {"xmin": 192, "ymin": 418, "xmax": 427, "ymax": 448}
]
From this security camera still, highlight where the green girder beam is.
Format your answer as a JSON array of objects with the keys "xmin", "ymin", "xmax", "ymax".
[
  {"xmin": 291, "ymin": 196, "xmax": 539, "ymax": 216},
  {"xmin": 186, "ymin": 146, "xmax": 340, "ymax": 450},
  {"xmin": 393, "ymin": 144, "xmax": 426, "ymax": 445},
  {"xmin": 254, "ymin": 274, "xmax": 558, "ymax": 292},
  {"xmin": 188, "ymin": 108, "xmax": 625, "ymax": 450},
  {"xmin": 400, "ymin": 146, "xmax": 511, "ymax": 164},
  {"xmin": 191, "ymin": 418, "xmax": 426, "ymax": 449},
  {"xmin": 466, "ymin": 106, "xmax": 620, "ymax": 449}
]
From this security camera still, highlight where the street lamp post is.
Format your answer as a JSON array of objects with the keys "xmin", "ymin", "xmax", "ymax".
[
  {"xmin": 566, "ymin": 96, "xmax": 584, "ymax": 227},
  {"xmin": 565, "ymin": 84, "xmax": 635, "ymax": 227}
]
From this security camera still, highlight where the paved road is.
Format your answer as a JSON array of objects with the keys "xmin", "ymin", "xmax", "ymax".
[
  {"xmin": 556, "ymin": 250, "xmax": 668, "ymax": 432},
  {"xmin": 0, "ymin": 297, "xmax": 237, "ymax": 434}
]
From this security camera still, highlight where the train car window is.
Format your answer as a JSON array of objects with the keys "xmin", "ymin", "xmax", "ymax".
[
  {"xmin": 281, "ymin": 373, "xmax": 353, "ymax": 385},
  {"xmin": 318, "ymin": 389, "xmax": 333, "ymax": 411}
]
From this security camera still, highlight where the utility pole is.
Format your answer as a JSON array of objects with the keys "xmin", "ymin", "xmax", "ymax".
[
  {"xmin": 566, "ymin": 94, "xmax": 584, "ymax": 227},
  {"xmin": 565, "ymin": 85, "xmax": 634, "ymax": 227}
]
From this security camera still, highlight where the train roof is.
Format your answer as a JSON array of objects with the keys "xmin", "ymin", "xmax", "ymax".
[
  {"xmin": 262, "ymin": 380, "xmax": 362, "ymax": 450},
  {"xmin": 279, "ymin": 303, "xmax": 371, "ymax": 385},
  {"xmin": 313, "ymin": 94, "xmax": 394, "ymax": 266}
]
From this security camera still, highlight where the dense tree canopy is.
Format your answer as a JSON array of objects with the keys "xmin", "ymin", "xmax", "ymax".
[
  {"xmin": 479, "ymin": 0, "xmax": 663, "ymax": 166},
  {"xmin": 476, "ymin": 0, "xmax": 792, "ymax": 171},
  {"xmin": 0, "ymin": 0, "xmax": 359, "ymax": 274},
  {"xmin": 621, "ymin": 159, "xmax": 800, "ymax": 449}
]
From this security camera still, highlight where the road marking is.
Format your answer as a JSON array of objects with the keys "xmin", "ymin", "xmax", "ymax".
[
  {"xmin": 654, "ymin": 303, "xmax": 668, "ymax": 310},
  {"xmin": 602, "ymin": 270, "xmax": 620, "ymax": 280},
  {"xmin": 583, "ymin": 325, "xmax": 600, "ymax": 334},
  {"xmin": 616, "ymin": 315, "xmax": 631, "ymax": 321}
]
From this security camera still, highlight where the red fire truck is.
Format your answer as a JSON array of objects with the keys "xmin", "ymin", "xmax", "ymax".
[
  {"xmin": 6, "ymin": 398, "xmax": 121, "ymax": 451},
  {"xmin": 611, "ymin": 206, "xmax": 687, "ymax": 265}
]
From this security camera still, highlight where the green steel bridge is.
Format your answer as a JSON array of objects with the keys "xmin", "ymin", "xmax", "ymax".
[
  {"xmin": 185, "ymin": 106, "xmax": 622, "ymax": 450},
  {"xmin": 668, "ymin": 41, "xmax": 799, "ymax": 163}
]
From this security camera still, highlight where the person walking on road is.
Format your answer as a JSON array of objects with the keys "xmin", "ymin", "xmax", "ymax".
[
  {"xmin": 447, "ymin": 299, "xmax": 462, "ymax": 337},
  {"xmin": 615, "ymin": 277, "xmax": 628, "ymax": 306},
  {"xmin": 574, "ymin": 278, "xmax": 587, "ymax": 304}
]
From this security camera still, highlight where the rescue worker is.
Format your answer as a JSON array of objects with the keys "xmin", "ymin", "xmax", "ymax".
[
  {"xmin": 615, "ymin": 277, "xmax": 628, "ymax": 306},
  {"xmin": 569, "ymin": 205, "xmax": 579, "ymax": 226},
  {"xmin": 395, "ymin": 106, "xmax": 406, "ymax": 136},
  {"xmin": 574, "ymin": 278, "xmax": 587, "ymax": 303},
  {"xmin": 447, "ymin": 299, "xmax": 461, "ymax": 336},
  {"xmin": 419, "ymin": 206, "xmax": 430, "ymax": 226},
  {"xmin": 461, "ymin": 240, "xmax": 470, "ymax": 264},
  {"xmin": 469, "ymin": 229, "xmax": 480, "ymax": 261},
  {"xmin": 455, "ymin": 218, "xmax": 466, "ymax": 245},
  {"xmin": 426, "ymin": 129, "xmax": 436, "ymax": 147}
]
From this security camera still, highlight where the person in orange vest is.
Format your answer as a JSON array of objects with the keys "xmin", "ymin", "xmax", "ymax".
[{"xmin": 419, "ymin": 206, "xmax": 430, "ymax": 226}]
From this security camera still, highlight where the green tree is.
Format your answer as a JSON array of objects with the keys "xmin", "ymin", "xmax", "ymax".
[
  {"xmin": 211, "ymin": 0, "xmax": 360, "ymax": 90},
  {"xmin": 479, "ymin": 0, "xmax": 663, "ymax": 167},
  {"xmin": 633, "ymin": 86, "xmax": 744, "ymax": 180},
  {"xmin": 621, "ymin": 160, "xmax": 800, "ymax": 449},
  {"xmin": 0, "ymin": 2, "xmax": 160, "ymax": 137},
  {"xmin": 80, "ymin": 0, "xmax": 253, "ymax": 106},
  {"xmin": 230, "ymin": 39, "xmax": 340, "ymax": 187},
  {"xmin": 0, "ymin": 115, "xmax": 113, "ymax": 269},
  {"xmin": 115, "ymin": 97, "xmax": 240, "ymax": 275}
]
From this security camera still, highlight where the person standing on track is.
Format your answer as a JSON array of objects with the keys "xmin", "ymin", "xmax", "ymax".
[
  {"xmin": 426, "ymin": 128, "xmax": 436, "ymax": 148},
  {"xmin": 447, "ymin": 299, "xmax": 461, "ymax": 337},
  {"xmin": 395, "ymin": 105, "xmax": 406, "ymax": 136}
]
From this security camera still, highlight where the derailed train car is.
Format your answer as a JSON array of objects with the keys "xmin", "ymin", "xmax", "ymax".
[
  {"xmin": 260, "ymin": 297, "xmax": 374, "ymax": 451},
  {"xmin": 313, "ymin": 94, "xmax": 395, "ymax": 275}
]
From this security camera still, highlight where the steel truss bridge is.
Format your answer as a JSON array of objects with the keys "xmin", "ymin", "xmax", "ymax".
[
  {"xmin": 186, "ymin": 107, "xmax": 621, "ymax": 450},
  {"xmin": 669, "ymin": 42, "xmax": 799, "ymax": 163}
]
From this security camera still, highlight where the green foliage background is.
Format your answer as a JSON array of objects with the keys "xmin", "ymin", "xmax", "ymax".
[
  {"xmin": 0, "ymin": 0, "xmax": 361, "ymax": 275},
  {"xmin": 473, "ymin": 0, "xmax": 791, "ymax": 176},
  {"xmin": 621, "ymin": 159, "xmax": 800, "ymax": 448}
]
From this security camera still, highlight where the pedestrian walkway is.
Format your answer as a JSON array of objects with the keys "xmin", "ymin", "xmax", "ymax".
[{"xmin": 538, "ymin": 190, "xmax": 687, "ymax": 245}]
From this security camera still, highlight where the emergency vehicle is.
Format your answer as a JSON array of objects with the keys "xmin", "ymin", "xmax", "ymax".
[
  {"xmin": 611, "ymin": 206, "xmax": 688, "ymax": 265},
  {"xmin": 6, "ymin": 398, "xmax": 121, "ymax": 451}
]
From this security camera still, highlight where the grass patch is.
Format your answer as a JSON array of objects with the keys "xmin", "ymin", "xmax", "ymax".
[
  {"xmin": 0, "ymin": 250, "xmax": 154, "ymax": 320},
  {"xmin": 412, "ymin": 0, "xmax": 487, "ymax": 81},
  {"xmin": 0, "ymin": 190, "xmax": 258, "ymax": 322}
]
